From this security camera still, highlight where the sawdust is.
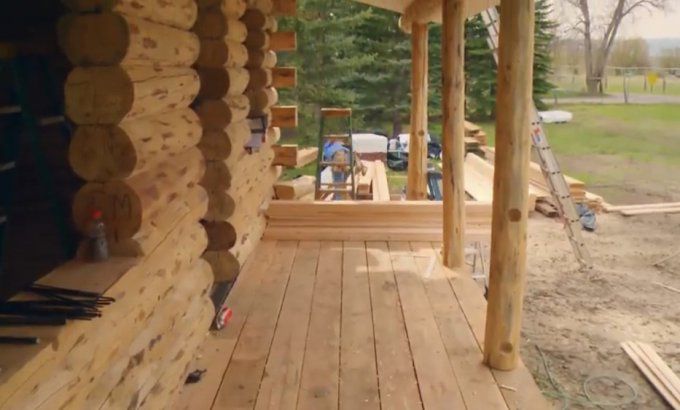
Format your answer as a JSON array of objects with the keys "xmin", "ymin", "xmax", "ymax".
[{"xmin": 520, "ymin": 213, "xmax": 680, "ymax": 409}]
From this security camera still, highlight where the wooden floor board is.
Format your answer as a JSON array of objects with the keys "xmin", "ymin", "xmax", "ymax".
[
  {"xmin": 365, "ymin": 241, "xmax": 422, "ymax": 410},
  {"xmin": 254, "ymin": 241, "xmax": 321, "ymax": 410},
  {"xmin": 429, "ymin": 242, "xmax": 550, "ymax": 410},
  {"xmin": 298, "ymin": 242, "xmax": 343, "ymax": 410},
  {"xmin": 174, "ymin": 240, "xmax": 279, "ymax": 410},
  {"xmin": 211, "ymin": 241, "xmax": 298, "ymax": 409},
  {"xmin": 387, "ymin": 242, "xmax": 466, "ymax": 410},
  {"xmin": 339, "ymin": 242, "xmax": 380, "ymax": 410},
  {"xmin": 409, "ymin": 242, "xmax": 507, "ymax": 410}
]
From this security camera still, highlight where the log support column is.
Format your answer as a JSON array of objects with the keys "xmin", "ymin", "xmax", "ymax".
[
  {"xmin": 484, "ymin": 0, "xmax": 536, "ymax": 370},
  {"xmin": 406, "ymin": 22, "xmax": 428, "ymax": 200},
  {"xmin": 441, "ymin": 0, "xmax": 465, "ymax": 268}
]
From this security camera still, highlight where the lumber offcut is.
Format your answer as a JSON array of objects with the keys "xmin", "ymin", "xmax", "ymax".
[
  {"xmin": 272, "ymin": 144, "xmax": 317, "ymax": 167},
  {"xmin": 273, "ymin": 175, "xmax": 315, "ymax": 199},
  {"xmin": 621, "ymin": 341, "xmax": 680, "ymax": 409}
]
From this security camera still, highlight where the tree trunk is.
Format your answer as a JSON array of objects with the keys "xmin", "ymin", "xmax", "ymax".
[{"xmin": 391, "ymin": 110, "xmax": 402, "ymax": 138}]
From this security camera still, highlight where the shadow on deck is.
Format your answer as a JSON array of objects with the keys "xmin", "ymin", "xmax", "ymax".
[{"xmin": 176, "ymin": 240, "xmax": 549, "ymax": 409}]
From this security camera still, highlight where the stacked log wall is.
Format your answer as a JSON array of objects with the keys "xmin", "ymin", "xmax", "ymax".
[
  {"xmin": 195, "ymin": 0, "xmax": 283, "ymax": 281},
  {"xmin": 0, "ymin": 0, "xmax": 214, "ymax": 407}
]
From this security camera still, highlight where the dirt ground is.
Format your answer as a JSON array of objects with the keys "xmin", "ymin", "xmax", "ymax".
[{"xmin": 518, "ymin": 212, "xmax": 680, "ymax": 409}]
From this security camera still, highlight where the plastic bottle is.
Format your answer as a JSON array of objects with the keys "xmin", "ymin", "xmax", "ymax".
[{"xmin": 86, "ymin": 210, "xmax": 108, "ymax": 262}]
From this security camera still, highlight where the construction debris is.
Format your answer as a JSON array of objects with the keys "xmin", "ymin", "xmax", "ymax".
[
  {"xmin": 621, "ymin": 341, "xmax": 680, "ymax": 409},
  {"xmin": 605, "ymin": 202, "xmax": 680, "ymax": 216}
]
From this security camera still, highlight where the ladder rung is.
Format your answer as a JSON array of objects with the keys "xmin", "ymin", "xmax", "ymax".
[
  {"xmin": 324, "ymin": 134, "xmax": 350, "ymax": 139},
  {"xmin": 320, "ymin": 108, "xmax": 352, "ymax": 118},
  {"xmin": 38, "ymin": 115, "xmax": 65, "ymax": 126},
  {"xmin": 320, "ymin": 161, "xmax": 349, "ymax": 166},
  {"xmin": 317, "ymin": 188, "xmax": 352, "ymax": 193}
]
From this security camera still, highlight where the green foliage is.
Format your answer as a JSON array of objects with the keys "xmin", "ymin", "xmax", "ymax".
[
  {"xmin": 464, "ymin": 15, "xmax": 497, "ymax": 120},
  {"xmin": 533, "ymin": 0, "xmax": 557, "ymax": 110}
]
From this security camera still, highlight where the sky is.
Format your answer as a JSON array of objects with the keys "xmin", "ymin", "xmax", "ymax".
[{"xmin": 552, "ymin": 0, "xmax": 680, "ymax": 39}]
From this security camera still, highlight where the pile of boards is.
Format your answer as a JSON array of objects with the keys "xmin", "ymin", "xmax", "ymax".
[
  {"xmin": 604, "ymin": 202, "xmax": 680, "ymax": 216},
  {"xmin": 264, "ymin": 200, "xmax": 492, "ymax": 241},
  {"xmin": 621, "ymin": 341, "xmax": 680, "ymax": 409}
]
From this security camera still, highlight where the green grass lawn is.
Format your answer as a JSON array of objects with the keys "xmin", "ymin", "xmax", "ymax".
[
  {"xmin": 476, "ymin": 104, "xmax": 680, "ymax": 187},
  {"xmin": 550, "ymin": 74, "xmax": 680, "ymax": 96}
]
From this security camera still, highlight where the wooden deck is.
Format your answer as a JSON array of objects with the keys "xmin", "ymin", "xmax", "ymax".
[{"xmin": 176, "ymin": 240, "xmax": 550, "ymax": 410}]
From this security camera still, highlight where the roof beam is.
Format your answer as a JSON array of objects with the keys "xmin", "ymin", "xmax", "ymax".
[{"xmin": 398, "ymin": 0, "xmax": 499, "ymax": 33}]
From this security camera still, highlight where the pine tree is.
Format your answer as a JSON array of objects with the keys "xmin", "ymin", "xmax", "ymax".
[
  {"xmin": 533, "ymin": 0, "xmax": 557, "ymax": 110},
  {"xmin": 464, "ymin": 15, "xmax": 497, "ymax": 121}
]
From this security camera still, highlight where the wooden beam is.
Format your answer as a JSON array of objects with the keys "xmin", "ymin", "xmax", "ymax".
[
  {"xmin": 484, "ymin": 0, "xmax": 535, "ymax": 371},
  {"xmin": 269, "ymin": 31, "xmax": 296, "ymax": 51},
  {"xmin": 320, "ymin": 107, "xmax": 351, "ymax": 118},
  {"xmin": 270, "ymin": 105, "xmax": 298, "ymax": 128},
  {"xmin": 441, "ymin": 0, "xmax": 465, "ymax": 268},
  {"xmin": 396, "ymin": 0, "xmax": 499, "ymax": 33},
  {"xmin": 272, "ymin": 144, "xmax": 318, "ymax": 167},
  {"xmin": 373, "ymin": 160, "xmax": 390, "ymax": 201},
  {"xmin": 273, "ymin": 176, "xmax": 316, "ymax": 199},
  {"xmin": 271, "ymin": 67, "xmax": 297, "ymax": 88},
  {"xmin": 406, "ymin": 23, "xmax": 428, "ymax": 200}
]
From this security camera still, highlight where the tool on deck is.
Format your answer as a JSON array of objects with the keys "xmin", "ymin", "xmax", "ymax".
[
  {"xmin": 481, "ymin": 7, "xmax": 593, "ymax": 269},
  {"xmin": 210, "ymin": 280, "xmax": 234, "ymax": 330},
  {"xmin": 315, "ymin": 108, "xmax": 359, "ymax": 200},
  {"xmin": 0, "ymin": 50, "xmax": 76, "ymax": 270}
]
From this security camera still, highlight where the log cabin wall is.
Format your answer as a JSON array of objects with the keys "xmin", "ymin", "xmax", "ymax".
[
  {"xmin": 0, "ymin": 1, "xmax": 213, "ymax": 408},
  {"xmin": 195, "ymin": 0, "xmax": 291, "ymax": 282}
]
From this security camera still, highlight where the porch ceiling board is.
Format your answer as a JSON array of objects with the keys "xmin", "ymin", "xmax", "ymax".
[{"xmin": 352, "ymin": 0, "xmax": 499, "ymax": 22}]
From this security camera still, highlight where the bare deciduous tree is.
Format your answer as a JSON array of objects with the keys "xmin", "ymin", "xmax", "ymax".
[{"xmin": 564, "ymin": 0, "xmax": 667, "ymax": 93}]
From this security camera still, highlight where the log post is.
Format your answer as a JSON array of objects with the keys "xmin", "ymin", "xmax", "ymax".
[
  {"xmin": 406, "ymin": 22, "xmax": 428, "ymax": 200},
  {"xmin": 484, "ymin": 0, "xmax": 535, "ymax": 371},
  {"xmin": 441, "ymin": 0, "xmax": 465, "ymax": 268}
]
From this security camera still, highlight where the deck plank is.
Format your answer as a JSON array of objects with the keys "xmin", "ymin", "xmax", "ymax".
[
  {"xmin": 175, "ymin": 240, "xmax": 278, "ymax": 410},
  {"xmin": 365, "ymin": 241, "xmax": 422, "ymax": 410},
  {"xmin": 387, "ymin": 242, "xmax": 466, "ymax": 410},
  {"xmin": 409, "ymin": 242, "xmax": 508, "ymax": 410},
  {"xmin": 339, "ymin": 242, "xmax": 380, "ymax": 410},
  {"xmin": 298, "ymin": 242, "xmax": 343, "ymax": 410},
  {"xmin": 429, "ymin": 242, "xmax": 550, "ymax": 410},
  {"xmin": 254, "ymin": 241, "xmax": 321, "ymax": 410},
  {"xmin": 211, "ymin": 241, "xmax": 298, "ymax": 409}
]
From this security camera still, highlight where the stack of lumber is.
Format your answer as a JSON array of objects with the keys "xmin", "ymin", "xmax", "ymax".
[
  {"xmin": 465, "ymin": 120, "xmax": 488, "ymax": 146},
  {"xmin": 356, "ymin": 160, "xmax": 376, "ymax": 199},
  {"xmin": 56, "ymin": 1, "xmax": 214, "ymax": 406},
  {"xmin": 272, "ymin": 144, "xmax": 318, "ymax": 167},
  {"xmin": 0, "ymin": 174, "xmax": 212, "ymax": 408},
  {"xmin": 621, "ymin": 341, "xmax": 680, "ymax": 409},
  {"xmin": 264, "ymin": 200, "xmax": 491, "ymax": 241},
  {"xmin": 464, "ymin": 154, "xmax": 537, "ymax": 211},
  {"xmin": 373, "ymin": 160, "xmax": 390, "ymax": 201},
  {"xmin": 63, "ymin": 0, "xmax": 208, "ymax": 258},
  {"xmin": 605, "ymin": 202, "xmax": 680, "ymax": 216},
  {"xmin": 273, "ymin": 175, "xmax": 315, "ymax": 200}
]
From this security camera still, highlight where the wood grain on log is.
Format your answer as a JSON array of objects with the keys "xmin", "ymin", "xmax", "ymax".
[
  {"xmin": 62, "ymin": 0, "xmax": 198, "ymax": 30},
  {"xmin": 246, "ymin": 87, "xmax": 278, "ymax": 116},
  {"xmin": 197, "ymin": 67, "xmax": 250, "ymax": 99},
  {"xmin": 196, "ymin": 38, "xmax": 248, "ymax": 68},
  {"xmin": 246, "ymin": 49, "xmax": 277, "ymax": 68},
  {"xmin": 69, "ymin": 108, "xmax": 201, "ymax": 181},
  {"xmin": 194, "ymin": 11, "xmax": 248, "ymax": 41},
  {"xmin": 197, "ymin": 0, "xmax": 247, "ymax": 18},
  {"xmin": 198, "ymin": 120, "xmax": 251, "ymax": 160},
  {"xmin": 247, "ymin": 68, "xmax": 272, "ymax": 89},
  {"xmin": 195, "ymin": 95, "xmax": 250, "ymax": 130},
  {"xmin": 65, "ymin": 66, "xmax": 199, "ymax": 124},
  {"xmin": 59, "ymin": 13, "xmax": 199, "ymax": 67},
  {"xmin": 244, "ymin": 30, "xmax": 270, "ymax": 50},
  {"xmin": 271, "ymin": 67, "xmax": 296, "ymax": 88}
]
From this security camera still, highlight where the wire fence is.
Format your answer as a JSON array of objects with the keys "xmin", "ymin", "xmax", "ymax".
[{"xmin": 548, "ymin": 66, "xmax": 680, "ymax": 101}]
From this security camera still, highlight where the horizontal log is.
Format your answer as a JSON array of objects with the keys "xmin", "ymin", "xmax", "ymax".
[
  {"xmin": 246, "ymin": 49, "xmax": 277, "ymax": 68},
  {"xmin": 69, "ymin": 108, "xmax": 201, "ymax": 181},
  {"xmin": 274, "ymin": 175, "xmax": 315, "ymax": 200},
  {"xmin": 72, "ymin": 147, "xmax": 205, "ymax": 240},
  {"xmin": 246, "ymin": 87, "xmax": 278, "ymax": 116},
  {"xmin": 269, "ymin": 31, "xmax": 296, "ymax": 51},
  {"xmin": 240, "ymin": 9, "xmax": 267, "ymax": 29},
  {"xmin": 108, "ymin": 185, "xmax": 208, "ymax": 256},
  {"xmin": 59, "ymin": 13, "xmax": 199, "ymax": 67},
  {"xmin": 62, "ymin": 0, "xmax": 197, "ymax": 30},
  {"xmin": 271, "ymin": 67, "xmax": 296, "ymax": 88},
  {"xmin": 204, "ymin": 186, "xmax": 237, "ymax": 221},
  {"xmin": 194, "ymin": 11, "xmax": 248, "ymax": 41},
  {"xmin": 65, "ymin": 66, "xmax": 199, "ymax": 124},
  {"xmin": 273, "ymin": 0, "xmax": 296, "ymax": 15},
  {"xmin": 198, "ymin": 120, "xmax": 251, "ymax": 160},
  {"xmin": 197, "ymin": 67, "xmax": 250, "ymax": 99},
  {"xmin": 50, "ymin": 259, "xmax": 212, "ymax": 408},
  {"xmin": 247, "ymin": 68, "xmax": 272, "ymax": 89},
  {"xmin": 0, "ymin": 216, "xmax": 207, "ymax": 409},
  {"xmin": 270, "ymin": 105, "xmax": 297, "ymax": 128},
  {"xmin": 202, "ymin": 250, "xmax": 240, "ymax": 281},
  {"xmin": 197, "ymin": 0, "xmax": 247, "ymax": 18},
  {"xmin": 201, "ymin": 159, "xmax": 232, "ymax": 191},
  {"xmin": 203, "ymin": 220, "xmax": 237, "ymax": 250},
  {"xmin": 195, "ymin": 95, "xmax": 250, "ymax": 130},
  {"xmin": 244, "ymin": 30, "xmax": 269, "ymax": 50},
  {"xmin": 272, "ymin": 144, "xmax": 316, "ymax": 167},
  {"xmin": 196, "ymin": 38, "xmax": 248, "ymax": 68}
]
